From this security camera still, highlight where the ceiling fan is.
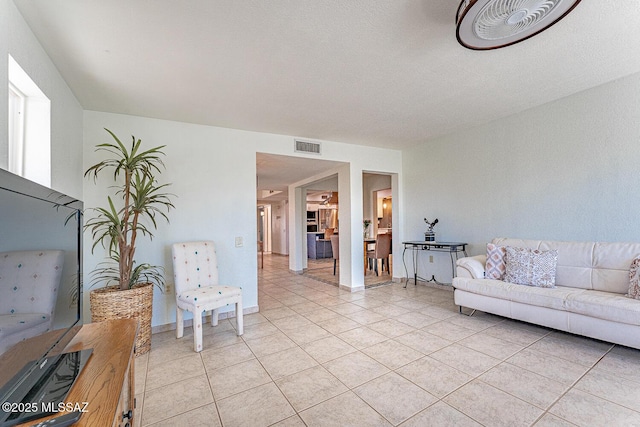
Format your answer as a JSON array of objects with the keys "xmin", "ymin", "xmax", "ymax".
[{"xmin": 456, "ymin": 0, "xmax": 582, "ymax": 50}]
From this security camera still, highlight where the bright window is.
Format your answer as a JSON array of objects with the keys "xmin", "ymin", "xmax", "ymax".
[
  {"xmin": 8, "ymin": 81, "xmax": 25, "ymax": 175},
  {"xmin": 8, "ymin": 55, "xmax": 51, "ymax": 187}
]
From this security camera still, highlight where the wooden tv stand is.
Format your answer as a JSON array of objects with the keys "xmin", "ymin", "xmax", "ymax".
[{"xmin": 12, "ymin": 319, "xmax": 138, "ymax": 427}]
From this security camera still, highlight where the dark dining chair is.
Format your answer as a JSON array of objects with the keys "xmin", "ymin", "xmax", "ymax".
[
  {"xmin": 330, "ymin": 234, "xmax": 339, "ymax": 275},
  {"xmin": 367, "ymin": 233, "xmax": 391, "ymax": 276}
]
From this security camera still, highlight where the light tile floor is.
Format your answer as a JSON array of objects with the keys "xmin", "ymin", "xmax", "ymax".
[
  {"xmin": 304, "ymin": 257, "xmax": 393, "ymax": 288},
  {"xmin": 136, "ymin": 254, "xmax": 640, "ymax": 427}
]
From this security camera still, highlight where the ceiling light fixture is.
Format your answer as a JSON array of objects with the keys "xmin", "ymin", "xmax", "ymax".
[{"xmin": 456, "ymin": 0, "xmax": 582, "ymax": 50}]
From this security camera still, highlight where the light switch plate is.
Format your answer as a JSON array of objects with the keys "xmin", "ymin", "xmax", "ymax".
[{"xmin": 235, "ymin": 237, "xmax": 243, "ymax": 247}]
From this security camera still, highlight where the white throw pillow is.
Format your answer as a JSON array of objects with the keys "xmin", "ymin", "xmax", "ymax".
[
  {"xmin": 485, "ymin": 243, "xmax": 506, "ymax": 280},
  {"xmin": 504, "ymin": 246, "xmax": 558, "ymax": 288}
]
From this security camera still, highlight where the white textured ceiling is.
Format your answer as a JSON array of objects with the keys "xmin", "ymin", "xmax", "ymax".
[
  {"xmin": 13, "ymin": 1, "xmax": 640, "ymax": 198},
  {"xmin": 14, "ymin": 1, "xmax": 640, "ymax": 151}
]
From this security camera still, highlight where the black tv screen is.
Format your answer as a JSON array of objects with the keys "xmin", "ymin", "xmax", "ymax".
[{"xmin": 0, "ymin": 169, "xmax": 84, "ymax": 425}]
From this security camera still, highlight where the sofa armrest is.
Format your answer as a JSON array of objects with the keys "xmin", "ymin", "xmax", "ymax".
[{"xmin": 456, "ymin": 255, "xmax": 486, "ymax": 279}]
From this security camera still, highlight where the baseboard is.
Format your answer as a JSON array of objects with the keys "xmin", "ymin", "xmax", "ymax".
[
  {"xmin": 414, "ymin": 280, "xmax": 454, "ymax": 292},
  {"xmin": 340, "ymin": 283, "xmax": 365, "ymax": 292},
  {"xmin": 151, "ymin": 305, "xmax": 259, "ymax": 334}
]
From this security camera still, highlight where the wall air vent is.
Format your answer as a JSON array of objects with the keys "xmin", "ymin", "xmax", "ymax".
[{"xmin": 294, "ymin": 139, "xmax": 321, "ymax": 155}]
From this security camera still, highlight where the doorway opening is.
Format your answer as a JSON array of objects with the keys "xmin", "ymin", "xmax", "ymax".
[
  {"xmin": 363, "ymin": 173, "xmax": 395, "ymax": 287},
  {"xmin": 255, "ymin": 152, "xmax": 345, "ymax": 280}
]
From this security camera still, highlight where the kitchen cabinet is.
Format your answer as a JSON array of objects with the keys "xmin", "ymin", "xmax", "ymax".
[
  {"xmin": 318, "ymin": 208, "xmax": 338, "ymax": 231},
  {"xmin": 307, "ymin": 233, "xmax": 333, "ymax": 259}
]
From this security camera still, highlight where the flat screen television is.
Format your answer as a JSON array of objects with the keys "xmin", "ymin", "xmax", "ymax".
[{"xmin": 0, "ymin": 169, "xmax": 87, "ymax": 426}]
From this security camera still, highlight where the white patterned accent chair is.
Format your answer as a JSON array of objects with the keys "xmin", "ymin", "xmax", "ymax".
[
  {"xmin": 171, "ymin": 241, "xmax": 243, "ymax": 352},
  {"xmin": 0, "ymin": 250, "xmax": 65, "ymax": 354}
]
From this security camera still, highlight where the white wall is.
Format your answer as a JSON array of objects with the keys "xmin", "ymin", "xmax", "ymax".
[
  {"xmin": 0, "ymin": 0, "xmax": 83, "ymax": 198},
  {"xmin": 269, "ymin": 200, "xmax": 288, "ymax": 255},
  {"xmin": 83, "ymin": 111, "xmax": 402, "ymax": 327},
  {"xmin": 403, "ymin": 72, "xmax": 640, "ymax": 283}
]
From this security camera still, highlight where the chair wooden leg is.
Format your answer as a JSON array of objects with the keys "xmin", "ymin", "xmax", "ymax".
[
  {"xmin": 176, "ymin": 307, "xmax": 184, "ymax": 338},
  {"xmin": 333, "ymin": 259, "xmax": 337, "ymax": 275},
  {"xmin": 194, "ymin": 310, "xmax": 203, "ymax": 352}
]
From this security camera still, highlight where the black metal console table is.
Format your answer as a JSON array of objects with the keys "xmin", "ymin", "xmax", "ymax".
[{"xmin": 402, "ymin": 241, "xmax": 468, "ymax": 287}]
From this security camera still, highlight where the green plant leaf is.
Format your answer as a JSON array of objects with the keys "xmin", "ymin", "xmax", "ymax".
[{"xmin": 84, "ymin": 128, "xmax": 174, "ymax": 291}]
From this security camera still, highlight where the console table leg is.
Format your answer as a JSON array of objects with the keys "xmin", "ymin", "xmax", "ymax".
[
  {"xmin": 413, "ymin": 249, "xmax": 418, "ymax": 286},
  {"xmin": 425, "ymin": 275, "xmax": 444, "ymax": 286},
  {"xmin": 402, "ymin": 246, "xmax": 410, "ymax": 288}
]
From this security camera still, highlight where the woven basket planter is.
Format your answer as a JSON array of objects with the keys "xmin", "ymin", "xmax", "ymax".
[{"xmin": 90, "ymin": 282, "xmax": 153, "ymax": 356}]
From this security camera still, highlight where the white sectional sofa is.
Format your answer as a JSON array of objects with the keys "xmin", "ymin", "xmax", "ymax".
[{"xmin": 452, "ymin": 238, "xmax": 640, "ymax": 350}]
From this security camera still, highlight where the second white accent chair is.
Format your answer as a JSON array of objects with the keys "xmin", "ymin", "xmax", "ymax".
[{"xmin": 171, "ymin": 241, "xmax": 243, "ymax": 352}]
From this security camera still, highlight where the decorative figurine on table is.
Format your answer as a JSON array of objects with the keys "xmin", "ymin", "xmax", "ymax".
[
  {"xmin": 363, "ymin": 219, "xmax": 372, "ymax": 238},
  {"xmin": 424, "ymin": 218, "xmax": 438, "ymax": 241}
]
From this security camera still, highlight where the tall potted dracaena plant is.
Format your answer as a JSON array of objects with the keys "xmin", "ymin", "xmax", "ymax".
[{"xmin": 85, "ymin": 128, "xmax": 174, "ymax": 356}]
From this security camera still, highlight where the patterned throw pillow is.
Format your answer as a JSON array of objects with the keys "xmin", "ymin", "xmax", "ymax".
[
  {"xmin": 486, "ymin": 243, "xmax": 507, "ymax": 280},
  {"xmin": 504, "ymin": 246, "xmax": 558, "ymax": 288},
  {"xmin": 627, "ymin": 257, "xmax": 640, "ymax": 300}
]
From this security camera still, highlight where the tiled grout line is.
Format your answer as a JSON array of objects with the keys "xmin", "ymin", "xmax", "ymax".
[
  {"xmin": 258, "ymin": 270, "xmax": 418, "ymax": 423},
  {"xmin": 269, "ymin": 281, "xmax": 587, "ymax": 426},
  {"xmin": 250, "ymin": 318, "xmax": 392, "ymax": 425},
  {"xmin": 526, "ymin": 343, "xmax": 615, "ymax": 426},
  {"xmin": 407, "ymin": 322, "xmax": 622, "ymax": 426},
  {"xmin": 258, "ymin": 273, "xmax": 471, "ymax": 425},
  {"xmin": 135, "ymin": 355, "xmax": 148, "ymax": 427},
  {"xmin": 205, "ymin": 353, "xmax": 226, "ymax": 427},
  {"xmin": 536, "ymin": 343, "xmax": 621, "ymax": 422},
  {"xmin": 248, "ymin": 272, "xmax": 357, "ymax": 423},
  {"xmin": 141, "ymin": 254, "xmax": 638, "ymax": 426},
  {"xmin": 433, "ymin": 328, "xmax": 558, "ymax": 426}
]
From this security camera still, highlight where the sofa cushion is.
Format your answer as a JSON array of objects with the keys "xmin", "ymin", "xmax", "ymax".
[
  {"xmin": 485, "ymin": 243, "xmax": 506, "ymax": 280},
  {"xmin": 492, "ymin": 238, "xmax": 640, "ymax": 293},
  {"xmin": 565, "ymin": 290, "xmax": 640, "ymax": 326},
  {"xmin": 627, "ymin": 257, "xmax": 640, "ymax": 300},
  {"xmin": 453, "ymin": 277, "xmax": 580, "ymax": 311},
  {"xmin": 453, "ymin": 278, "xmax": 640, "ymax": 326},
  {"xmin": 505, "ymin": 246, "xmax": 558, "ymax": 288}
]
